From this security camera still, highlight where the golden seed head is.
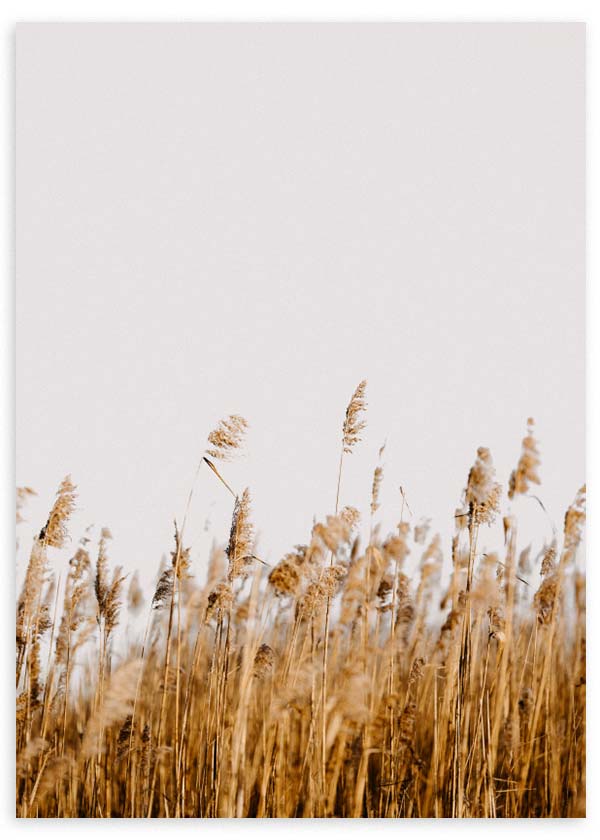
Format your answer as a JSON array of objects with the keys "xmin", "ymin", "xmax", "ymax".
[
  {"xmin": 127, "ymin": 572, "xmax": 144, "ymax": 615},
  {"xmin": 16, "ymin": 486, "xmax": 36, "ymax": 525},
  {"xmin": 206, "ymin": 414, "xmax": 248, "ymax": 461},
  {"xmin": 205, "ymin": 581, "xmax": 234, "ymax": 621},
  {"xmin": 41, "ymin": 475, "xmax": 77, "ymax": 549},
  {"xmin": 370, "ymin": 465, "xmax": 384, "ymax": 515},
  {"xmin": 466, "ymin": 447, "xmax": 502, "ymax": 526},
  {"xmin": 563, "ymin": 484, "xmax": 586, "ymax": 557},
  {"xmin": 534, "ymin": 573, "xmax": 558, "ymax": 625},
  {"xmin": 414, "ymin": 518, "xmax": 431, "ymax": 545},
  {"xmin": 269, "ymin": 559, "xmax": 302, "ymax": 597},
  {"xmin": 540, "ymin": 541, "xmax": 557, "ymax": 577},
  {"xmin": 295, "ymin": 581, "xmax": 328, "ymax": 620},
  {"xmin": 253, "ymin": 644, "xmax": 275, "ymax": 679},
  {"xmin": 313, "ymin": 514, "xmax": 351, "ymax": 554},
  {"xmin": 340, "ymin": 505, "xmax": 360, "ymax": 529},
  {"xmin": 226, "ymin": 489, "xmax": 255, "ymax": 581},
  {"xmin": 509, "ymin": 418, "xmax": 541, "ymax": 499},
  {"xmin": 342, "ymin": 380, "xmax": 367, "ymax": 453}
]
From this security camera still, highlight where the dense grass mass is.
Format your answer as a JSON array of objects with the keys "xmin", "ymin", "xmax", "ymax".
[{"xmin": 16, "ymin": 384, "xmax": 585, "ymax": 817}]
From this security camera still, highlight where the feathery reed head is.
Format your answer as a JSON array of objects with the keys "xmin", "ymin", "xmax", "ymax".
[
  {"xmin": 40, "ymin": 475, "xmax": 76, "ymax": 548},
  {"xmin": 414, "ymin": 518, "xmax": 431, "ymax": 545},
  {"xmin": 152, "ymin": 558, "xmax": 174, "ymax": 611},
  {"xmin": 371, "ymin": 465, "xmax": 384, "ymax": 516},
  {"xmin": 370, "ymin": 442, "xmax": 386, "ymax": 515},
  {"xmin": 269, "ymin": 556, "xmax": 302, "ymax": 597},
  {"xmin": 171, "ymin": 521, "xmax": 191, "ymax": 579},
  {"xmin": 94, "ymin": 529, "xmax": 125, "ymax": 636},
  {"xmin": 340, "ymin": 505, "xmax": 360, "ymax": 530},
  {"xmin": 563, "ymin": 484, "xmax": 586, "ymax": 558},
  {"xmin": 534, "ymin": 573, "xmax": 558, "ymax": 625},
  {"xmin": 205, "ymin": 581, "xmax": 233, "ymax": 621},
  {"xmin": 226, "ymin": 488, "xmax": 255, "ymax": 581},
  {"xmin": 206, "ymin": 414, "xmax": 248, "ymax": 461},
  {"xmin": 509, "ymin": 418, "xmax": 541, "ymax": 499},
  {"xmin": 16, "ymin": 486, "xmax": 36, "ymax": 525},
  {"xmin": 127, "ymin": 571, "xmax": 144, "ymax": 615},
  {"xmin": 253, "ymin": 644, "xmax": 275, "ymax": 679},
  {"xmin": 540, "ymin": 541, "xmax": 557, "ymax": 577},
  {"xmin": 466, "ymin": 447, "xmax": 502, "ymax": 526},
  {"xmin": 313, "ymin": 514, "xmax": 351, "ymax": 554},
  {"xmin": 342, "ymin": 380, "xmax": 367, "ymax": 453}
]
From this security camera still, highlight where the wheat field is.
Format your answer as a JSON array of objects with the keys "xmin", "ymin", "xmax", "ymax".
[{"xmin": 15, "ymin": 382, "xmax": 586, "ymax": 818}]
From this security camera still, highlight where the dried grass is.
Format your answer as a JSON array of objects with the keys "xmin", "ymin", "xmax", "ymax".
[{"xmin": 15, "ymin": 400, "xmax": 585, "ymax": 818}]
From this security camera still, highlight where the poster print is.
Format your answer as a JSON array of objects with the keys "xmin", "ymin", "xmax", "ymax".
[{"xmin": 16, "ymin": 23, "xmax": 585, "ymax": 818}]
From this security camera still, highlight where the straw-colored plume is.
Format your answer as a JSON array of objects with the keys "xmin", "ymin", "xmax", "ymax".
[
  {"xmin": 253, "ymin": 644, "xmax": 275, "ymax": 679},
  {"xmin": 371, "ymin": 465, "xmax": 384, "ymax": 516},
  {"xmin": 342, "ymin": 380, "xmax": 367, "ymax": 453},
  {"xmin": 127, "ymin": 571, "xmax": 144, "ymax": 615},
  {"xmin": 205, "ymin": 581, "xmax": 234, "ymax": 621},
  {"xmin": 16, "ymin": 486, "xmax": 36, "ymax": 525},
  {"xmin": 226, "ymin": 488, "xmax": 255, "ymax": 581},
  {"xmin": 269, "ymin": 556, "xmax": 302, "ymax": 597},
  {"xmin": 340, "ymin": 505, "xmax": 360, "ymax": 530},
  {"xmin": 40, "ymin": 475, "xmax": 77, "ymax": 548},
  {"xmin": 563, "ymin": 484, "xmax": 586, "ymax": 558},
  {"xmin": 466, "ymin": 447, "xmax": 502, "ymax": 525},
  {"xmin": 94, "ymin": 529, "xmax": 125, "ymax": 637},
  {"xmin": 313, "ymin": 514, "xmax": 351, "ymax": 554},
  {"xmin": 509, "ymin": 418, "xmax": 541, "ymax": 499},
  {"xmin": 206, "ymin": 414, "xmax": 248, "ymax": 461}
]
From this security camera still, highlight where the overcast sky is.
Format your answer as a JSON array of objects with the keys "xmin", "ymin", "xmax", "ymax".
[{"xmin": 17, "ymin": 23, "xmax": 585, "ymax": 593}]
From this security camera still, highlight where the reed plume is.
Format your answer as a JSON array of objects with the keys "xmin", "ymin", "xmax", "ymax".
[
  {"xmin": 206, "ymin": 414, "xmax": 248, "ymax": 461},
  {"xmin": 335, "ymin": 380, "xmax": 367, "ymax": 514},
  {"xmin": 509, "ymin": 418, "xmax": 541, "ymax": 499}
]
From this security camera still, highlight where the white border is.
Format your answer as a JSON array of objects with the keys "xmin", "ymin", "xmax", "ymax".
[{"xmin": 1, "ymin": 2, "xmax": 596, "ymax": 838}]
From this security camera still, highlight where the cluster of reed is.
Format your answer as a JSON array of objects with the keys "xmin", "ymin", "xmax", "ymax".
[{"xmin": 16, "ymin": 385, "xmax": 585, "ymax": 817}]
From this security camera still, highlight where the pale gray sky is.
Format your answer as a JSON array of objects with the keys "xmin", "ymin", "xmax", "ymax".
[{"xmin": 17, "ymin": 23, "xmax": 585, "ymax": 592}]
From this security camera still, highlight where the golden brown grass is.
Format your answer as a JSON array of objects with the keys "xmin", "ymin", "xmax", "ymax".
[{"xmin": 15, "ymin": 394, "xmax": 585, "ymax": 818}]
